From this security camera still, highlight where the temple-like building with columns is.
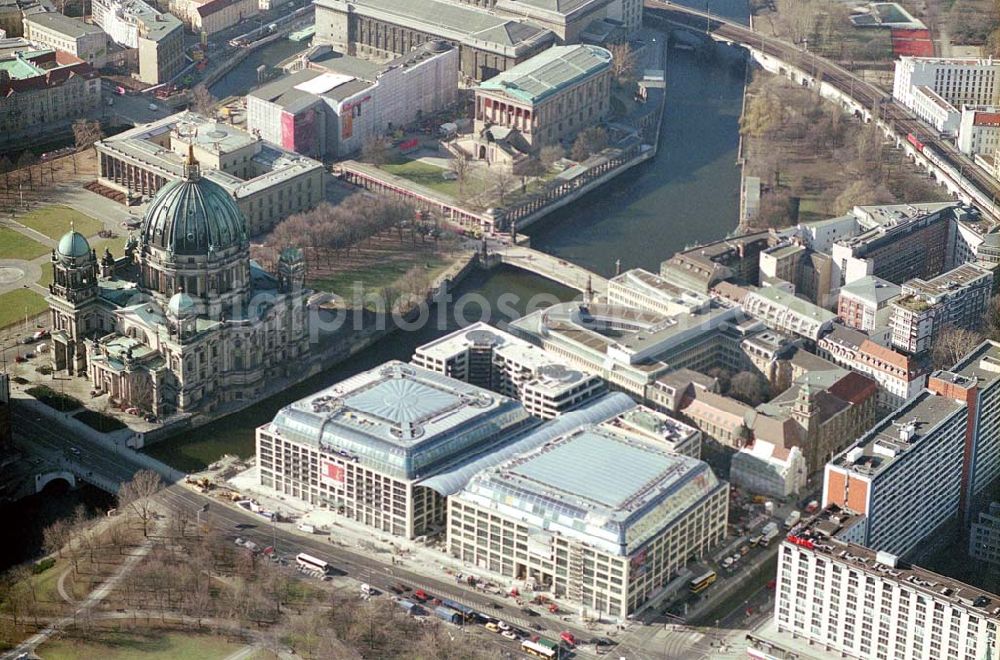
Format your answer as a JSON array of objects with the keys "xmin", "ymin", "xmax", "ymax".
[
  {"xmin": 46, "ymin": 147, "xmax": 311, "ymax": 419},
  {"xmin": 471, "ymin": 44, "xmax": 613, "ymax": 171}
]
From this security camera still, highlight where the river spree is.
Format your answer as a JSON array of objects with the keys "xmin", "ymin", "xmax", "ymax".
[{"xmin": 149, "ymin": 8, "xmax": 750, "ymax": 469}]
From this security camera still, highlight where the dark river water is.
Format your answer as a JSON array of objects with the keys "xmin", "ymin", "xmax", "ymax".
[{"xmin": 5, "ymin": 1, "xmax": 750, "ymax": 568}]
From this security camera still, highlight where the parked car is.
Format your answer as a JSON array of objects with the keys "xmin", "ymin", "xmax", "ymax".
[
  {"xmin": 560, "ymin": 631, "xmax": 576, "ymax": 647},
  {"xmin": 497, "ymin": 621, "xmax": 511, "ymax": 632},
  {"xmin": 148, "ymin": 103, "xmax": 158, "ymax": 111},
  {"xmin": 484, "ymin": 622, "xmax": 500, "ymax": 633},
  {"xmin": 501, "ymin": 630, "xmax": 517, "ymax": 640},
  {"xmin": 413, "ymin": 589, "xmax": 430, "ymax": 602},
  {"xmin": 70, "ymin": 447, "xmax": 81, "ymax": 455},
  {"xmin": 234, "ymin": 537, "xmax": 246, "ymax": 546},
  {"xmin": 721, "ymin": 557, "xmax": 734, "ymax": 569},
  {"xmin": 32, "ymin": 329, "xmax": 49, "ymax": 341}
]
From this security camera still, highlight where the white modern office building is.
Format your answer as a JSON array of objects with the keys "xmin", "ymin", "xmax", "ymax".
[
  {"xmin": 774, "ymin": 505, "xmax": 1000, "ymax": 660},
  {"xmin": 607, "ymin": 268, "xmax": 712, "ymax": 317},
  {"xmin": 446, "ymin": 414, "xmax": 727, "ymax": 621},
  {"xmin": 256, "ymin": 361, "xmax": 536, "ymax": 538},
  {"xmin": 411, "ymin": 323, "xmax": 606, "ymax": 420},
  {"xmin": 893, "ymin": 56, "xmax": 1000, "ymax": 116}
]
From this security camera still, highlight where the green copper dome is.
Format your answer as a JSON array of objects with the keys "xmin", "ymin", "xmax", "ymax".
[
  {"xmin": 57, "ymin": 230, "xmax": 92, "ymax": 259},
  {"xmin": 140, "ymin": 170, "xmax": 247, "ymax": 257}
]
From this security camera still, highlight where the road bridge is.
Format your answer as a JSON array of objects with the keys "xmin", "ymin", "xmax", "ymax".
[
  {"xmin": 493, "ymin": 245, "xmax": 609, "ymax": 297},
  {"xmin": 13, "ymin": 398, "xmax": 184, "ymax": 496},
  {"xmin": 645, "ymin": 0, "xmax": 1000, "ymax": 220}
]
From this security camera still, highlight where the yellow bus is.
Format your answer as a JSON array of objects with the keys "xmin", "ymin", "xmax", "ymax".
[{"xmin": 689, "ymin": 570, "xmax": 717, "ymax": 593}]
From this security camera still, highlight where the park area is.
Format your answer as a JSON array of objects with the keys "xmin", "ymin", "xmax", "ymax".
[
  {"xmin": 36, "ymin": 631, "xmax": 256, "ymax": 660},
  {"xmin": 740, "ymin": 72, "xmax": 951, "ymax": 229}
]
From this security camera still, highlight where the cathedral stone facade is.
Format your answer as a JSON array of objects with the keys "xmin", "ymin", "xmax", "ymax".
[{"xmin": 47, "ymin": 151, "xmax": 311, "ymax": 418}]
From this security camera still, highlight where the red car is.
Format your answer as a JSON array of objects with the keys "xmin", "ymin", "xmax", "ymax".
[
  {"xmin": 413, "ymin": 589, "xmax": 430, "ymax": 602},
  {"xmin": 560, "ymin": 631, "xmax": 576, "ymax": 647}
]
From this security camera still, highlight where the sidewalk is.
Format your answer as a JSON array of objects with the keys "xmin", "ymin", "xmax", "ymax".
[{"xmin": 223, "ymin": 464, "xmax": 628, "ymax": 637}]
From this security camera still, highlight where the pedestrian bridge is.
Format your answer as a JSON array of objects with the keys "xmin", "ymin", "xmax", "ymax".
[{"xmin": 493, "ymin": 246, "xmax": 608, "ymax": 297}]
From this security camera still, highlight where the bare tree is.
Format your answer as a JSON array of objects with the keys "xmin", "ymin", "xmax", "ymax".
[
  {"xmin": 118, "ymin": 469, "xmax": 162, "ymax": 536},
  {"xmin": 570, "ymin": 126, "xmax": 609, "ymax": 161},
  {"xmin": 361, "ymin": 135, "xmax": 393, "ymax": 165},
  {"xmin": 493, "ymin": 169, "xmax": 516, "ymax": 206},
  {"xmin": 608, "ymin": 41, "xmax": 636, "ymax": 84},
  {"xmin": 539, "ymin": 144, "xmax": 564, "ymax": 170},
  {"xmin": 17, "ymin": 150, "xmax": 37, "ymax": 190},
  {"xmin": 42, "ymin": 519, "xmax": 70, "ymax": 559},
  {"xmin": 191, "ymin": 84, "xmax": 216, "ymax": 116},
  {"xmin": 932, "ymin": 326, "xmax": 985, "ymax": 370},
  {"xmin": 450, "ymin": 156, "xmax": 470, "ymax": 198},
  {"xmin": 72, "ymin": 119, "xmax": 103, "ymax": 173}
]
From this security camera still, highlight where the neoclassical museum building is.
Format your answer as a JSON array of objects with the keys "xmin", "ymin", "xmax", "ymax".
[{"xmin": 46, "ymin": 149, "xmax": 311, "ymax": 418}]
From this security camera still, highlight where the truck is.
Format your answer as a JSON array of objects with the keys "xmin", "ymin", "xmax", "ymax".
[
  {"xmin": 784, "ymin": 510, "xmax": 801, "ymax": 529},
  {"xmin": 760, "ymin": 521, "xmax": 780, "ymax": 545}
]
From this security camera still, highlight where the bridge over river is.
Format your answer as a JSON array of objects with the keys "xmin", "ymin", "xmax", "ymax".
[{"xmin": 492, "ymin": 245, "xmax": 609, "ymax": 298}]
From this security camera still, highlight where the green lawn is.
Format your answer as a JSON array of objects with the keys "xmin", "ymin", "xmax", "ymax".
[
  {"xmin": 380, "ymin": 159, "xmax": 462, "ymax": 197},
  {"xmin": 309, "ymin": 252, "xmax": 458, "ymax": 295},
  {"xmin": 38, "ymin": 262, "xmax": 54, "ymax": 288},
  {"xmin": 0, "ymin": 288, "xmax": 47, "ymax": 329},
  {"xmin": 0, "ymin": 226, "xmax": 49, "ymax": 260},
  {"xmin": 37, "ymin": 631, "xmax": 247, "ymax": 660},
  {"xmin": 91, "ymin": 233, "xmax": 130, "ymax": 259},
  {"xmin": 17, "ymin": 205, "xmax": 103, "ymax": 240}
]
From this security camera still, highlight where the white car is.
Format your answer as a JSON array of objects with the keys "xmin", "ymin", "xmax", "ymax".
[
  {"xmin": 501, "ymin": 630, "xmax": 517, "ymax": 640},
  {"xmin": 497, "ymin": 621, "xmax": 511, "ymax": 632},
  {"xmin": 234, "ymin": 537, "xmax": 246, "ymax": 546},
  {"xmin": 721, "ymin": 557, "xmax": 734, "ymax": 569}
]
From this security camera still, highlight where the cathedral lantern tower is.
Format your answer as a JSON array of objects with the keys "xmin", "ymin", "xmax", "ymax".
[{"xmin": 47, "ymin": 227, "xmax": 99, "ymax": 374}]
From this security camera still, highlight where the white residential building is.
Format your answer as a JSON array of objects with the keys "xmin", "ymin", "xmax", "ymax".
[
  {"xmin": 818, "ymin": 325, "xmax": 926, "ymax": 412},
  {"xmin": 910, "ymin": 85, "xmax": 960, "ymax": 134},
  {"xmin": 607, "ymin": 268, "xmax": 712, "ymax": 316},
  {"xmin": 22, "ymin": 12, "xmax": 107, "ymax": 67},
  {"xmin": 893, "ymin": 56, "xmax": 1000, "ymax": 115},
  {"xmin": 774, "ymin": 506, "xmax": 1000, "ymax": 660},
  {"xmin": 411, "ymin": 322, "xmax": 606, "ymax": 420},
  {"xmin": 741, "ymin": 286, "xmax": 837, "ymax": 342},
  {"xmin": 958, "ymin": 105, "xmax": 1000, "ymax": 158}
]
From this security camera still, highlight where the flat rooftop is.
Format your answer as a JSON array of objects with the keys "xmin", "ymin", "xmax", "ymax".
[
  {"xmin": 790, "ymin": 505, "xmax": 1000, "ymax": 619},
  {"xmin": 829, "ymin": 389, "xmax": 963, "ymax": 478},
  {"xmin": 902, "ymin": 262, "xmax": 991, "ymax": 298},
  {"xmin": 268, "ymin": 361, "xmax": 533, "ymax": 479},
  {"xmin": 611, "ymin": 268, "xmax": 710, "ymax": 306},
  {"xmin": 459, "ymin": 423, "xmax": 722, "ymax": 554},
  {"xmin": 745, "ymin": 286, "xmax": 837, "ymax": 323},
  {"xmin": 478, "ymin": 44, "xmax": 611, "ymax": 104},
  {"xmin": 24, "ymin": 12, "xmax": 105, "ymax": 38},
  {"xmin": 314, "ymin": 0, "xmax": 554, "ymax": 52},
  {"xmin": 948, "ymin": 340, "xmax": 1000, "ymax": 385}
]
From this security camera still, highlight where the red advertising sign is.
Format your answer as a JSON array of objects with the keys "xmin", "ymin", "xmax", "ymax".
[
  {"xmin": 786, "ymin": 535, "xmax": 814, "ymax": 550},
  {"xmin": 320, "ymin": 461, "xmax": 345, "ymax": 487}
]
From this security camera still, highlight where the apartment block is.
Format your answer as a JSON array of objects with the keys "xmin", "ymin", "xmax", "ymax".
[
  {"xmin": 958, "ymin": 105, "xmax": 1000, "ymax": 158},
  {"xmin": 774, "ymin": 506, "xmax": 1000, "ymax": 660},
  {"xmin": 824, "ymin": 342, "xmax": 1000, "ymax": 557},
  {"xmin": 889, "ymin": 263, "xmax": 993, "ymax": 355},
  {"xmin": 893, "ymin": 56, "xmax": 1000, "ymax": 114},
  {"xmin": 818, "ymin": 325, "xmax": 926, "ymax": 411},
  {"xmin": 411, "ymin": 322, "xmax": 606, "ymax": 419},
  {"xmin": 970, "ymin": 502, "xmax": 1000, "ymax": 567},
  {"xmin": 22, "ymin": 12, "xmax": 107, "ymax": 67}
]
